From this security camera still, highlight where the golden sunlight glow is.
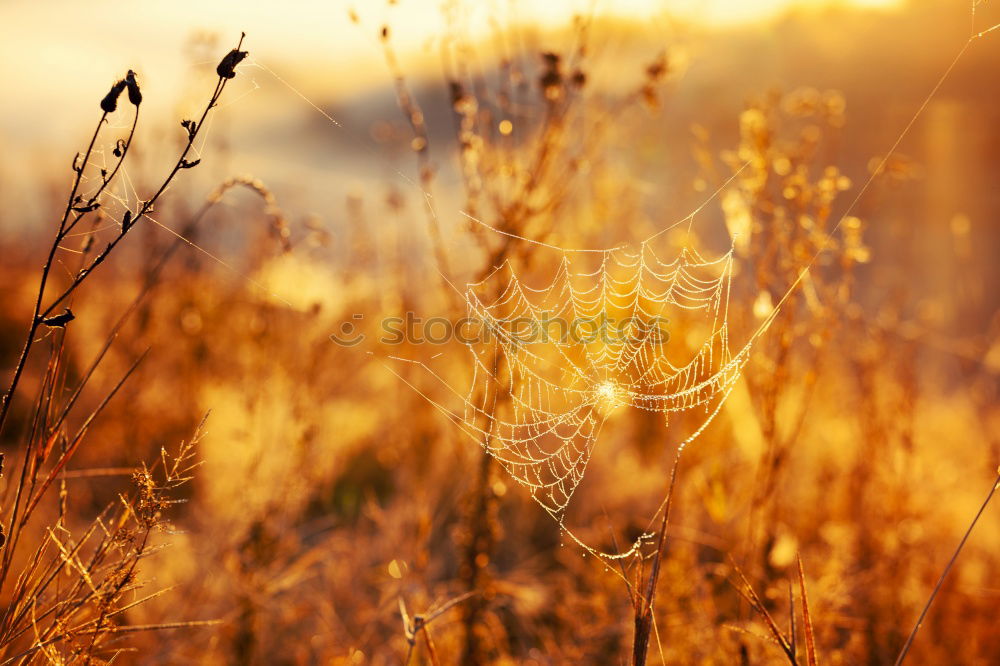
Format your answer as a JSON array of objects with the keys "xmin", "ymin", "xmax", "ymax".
[
  {"xmin": 595, "ymin": 379, "xmax": 627, "ymax": 415},
  {"xmin": 527, "ymin": 0, "xmax": 902, "ymax": 26},
  {"xmin": 0, "ymin": 0, "xmax": 907, "ymax": 159},
  {"xmin": 2, "ymin": 0, "xmax": 997, "ymax": 660}
]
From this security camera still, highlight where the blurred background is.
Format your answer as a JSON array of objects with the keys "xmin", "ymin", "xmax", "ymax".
[
  {"xmin": 3, "ymin": 0, "xmax": 999, "ymax": 317},
  {"xmin": 1, "ymin": 0, "xmax": 999, "ymax": 663}
]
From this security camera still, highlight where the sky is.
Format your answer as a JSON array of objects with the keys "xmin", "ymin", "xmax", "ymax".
[
  {"xmin": 0, "ymin": 0, "xmax": 903, "ymax": 111},
  {"xmin": 0, "ymin": 0, "xmax": 906, "ymax": 207}
]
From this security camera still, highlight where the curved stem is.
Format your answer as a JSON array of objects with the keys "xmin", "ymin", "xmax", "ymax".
[
  {"xmin": 40, "ymin": 77, "xmax": 228, "ymax": 322},
  {"xmin": 64, "ymin": 106, "xmax": 140, "ymax": 238}
]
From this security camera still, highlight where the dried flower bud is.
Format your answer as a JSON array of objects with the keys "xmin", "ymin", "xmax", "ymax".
[
  {"xmin": 216, "ymin": 47, "xmax": 248, "ymax": 79},
  {"xmin": 539, "ymin": 51, "xmax": 563, "ymax": 98},
  {"xmin": 125, "ymin": 70, "xmax": 142, "ymax": 105},
  {"xmin": 101, "ymin": 79, "xmax": 126, "ymax": 113},
  {"xmin": 41, "ymin": 308, "xmax": 75, "ymax": 328},
  {"xmin": 449, "ymin": 81, "xmax": 464, "ymax": 106},
  {"xmin": 540, "ymin": 70, "xmax": 562, "ymax": 95},
  {"xmin": 646, "ymin": 56, "xmax": 667, "ymax": 82}
]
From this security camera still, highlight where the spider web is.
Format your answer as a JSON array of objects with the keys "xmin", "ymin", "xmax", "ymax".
[
  {"xmin": 64, "ymin": 1, "xmax": 996, "ymax": 563},
  {"xmin": 122, "ymin": 2, "xmax": 995, "ymax": 562},
  {"xmin": 459, "ymin": 238, "xmax": 750, "ymax": 523}
]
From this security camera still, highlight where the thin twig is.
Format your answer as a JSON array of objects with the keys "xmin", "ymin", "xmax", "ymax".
[
  {"xmin": 894, "ymin": 472, "xmax": 1000, "ymax": 665},
  {"xmin": 632, "ymin": 447, "xmax": 682, "ymax": 666}
]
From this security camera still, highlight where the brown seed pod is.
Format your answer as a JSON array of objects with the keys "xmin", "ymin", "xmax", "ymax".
[
  {"xmin": 449, "ymin": 81, "xmax": 464, "ymax": 106},
  {"xmin": 540, "ymin": 69, "xmax": 561, "ymax": 92},
  {"xmin": 100, "ymin": 79, "xmax": 126, "ymax": 113},
  {"xmin": 539, "ymin": 51, "xmax": 563, "ymax": 97},
  {"xmin": 41, "ymin": 308, "xmax": 75, "ymax": 328},
  {"xmin": 216, "ymin": 48, "xmax": 248, "ymax": 79},
  {"xmin": 125, "ymin": 70, "xmax": 142, "ymax": 105}
]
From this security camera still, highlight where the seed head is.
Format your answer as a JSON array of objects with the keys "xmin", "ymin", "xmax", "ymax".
[
  {"xmin": 100, "ymin": 79, "xmax": 126, "ymax": 113},
  {"xmin": 216, "ymin": 47, "xmax": 248, "ymax": 79},
  {"xmin": 125, "ymin": 70, "xmax": 142, "ymax": 105},
  {"xmin": 539, "ymin": 52, "xmax": 563, "ymax": 99},
  {"xmin": 449, "ymin": 81, "xmax": 464, "ymax": 106},
  {"xmin": 41, "ymin": 308, "xmax": 75, "ymax": 329}
]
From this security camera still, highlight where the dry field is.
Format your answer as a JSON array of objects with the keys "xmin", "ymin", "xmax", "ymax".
[{"xmin": 0, "ymin": 0, "xmax": 999, "ymax": 663}]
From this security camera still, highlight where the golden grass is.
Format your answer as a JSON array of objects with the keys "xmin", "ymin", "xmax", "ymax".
[{"xmin": 1, "ymin": 4, "xmax": 999, "ymax": 664}]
